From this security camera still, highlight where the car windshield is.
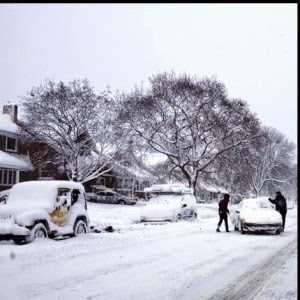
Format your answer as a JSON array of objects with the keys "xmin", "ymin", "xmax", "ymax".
[{"xmin": 243, "ymin": 200, "xmax": 273, "ymax": 210}]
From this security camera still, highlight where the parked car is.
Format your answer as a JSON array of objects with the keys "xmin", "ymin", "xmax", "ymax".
[
  {"xmin": 140, "ymin": 184, "xmax": 198, "ymax": 222},
  {"xmin": 0, "ymin": 181, "xmax": 90, "ymax": 244},
  {"xmin": 231, "ymin": 197, "xmax": 282, "ymax": 234},
  {"xmin": 86, "ymin": 189, "xmax": 137, "ymax": 205}
]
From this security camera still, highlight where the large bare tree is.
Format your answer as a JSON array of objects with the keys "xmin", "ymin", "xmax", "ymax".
[
  {"xmin": 250, "ymin": 127, "xmax": 296, "ymax": 197},
  {"xmin": 21, "ymin": 79, "xmax": 130, "ymax": 183},
  {"xmin": 119, "ymin": 72, "xmax": 261, "ymax": 191}
]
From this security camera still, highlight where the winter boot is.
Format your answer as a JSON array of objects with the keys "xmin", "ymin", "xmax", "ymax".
[
  {"xmin": 216, "ymin": 227, "xmax": 221, "ymax": 232},
  {"xmin": 226, "ymin": 230, "xmax": 230, "ymax": 232}
]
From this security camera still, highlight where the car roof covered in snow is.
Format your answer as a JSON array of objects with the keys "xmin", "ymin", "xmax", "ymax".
[
  {"xmin": 8, "ymin": 180, "xmax": 85, "ymax": 204},
  {"xmin": 144, "ymin": 184, "xmax": 193, "ymax": 194},
  {"xmin": 241, "ymin": 197, "xmax": 271, "ymax": 208}
]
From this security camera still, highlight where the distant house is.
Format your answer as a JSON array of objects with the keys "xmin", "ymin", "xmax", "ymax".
[
  {"xmin": 84, "ymin": 161, "xmax": 157, "ymax": 199},
  {"xmin": 19, "ymin": 138, "xmax": 67, "ymax": 182},
  {"xmin": 195, "ymin": 183, "xmax": 229, "ymax": 203},
  {"xmin": 84, "ymin": 152, "xmax": 167, "ymax": 199},
  {"xmin": 0, "ymin": 104, "xmax": 33, "ymax": 191}
]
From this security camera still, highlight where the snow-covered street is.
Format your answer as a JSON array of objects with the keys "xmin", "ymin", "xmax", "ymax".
[{"xmin": 0, "ymin": 202, "xmax": 297, "ymax": 300}]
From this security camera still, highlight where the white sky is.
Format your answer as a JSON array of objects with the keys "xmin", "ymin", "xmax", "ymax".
[{"xmin": 0, "ymin": 4, "xmax": 297, "ymax": 146}]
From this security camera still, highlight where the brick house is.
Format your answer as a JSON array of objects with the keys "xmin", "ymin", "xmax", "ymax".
[
  {"xmin": 84, "ymin": 161, "xmax": 157, "ymax": 199},
  {"xmin": 0, "ymin": 104, "xmax": 33, "ymax": 192},
  {"xmin": 1, "ymin": 104, "xmax": 161, "ymax": 197}
]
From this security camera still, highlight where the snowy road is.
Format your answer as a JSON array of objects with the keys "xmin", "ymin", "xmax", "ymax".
[{"xmin": 0, "ymin": 203, "xmax": 297, "ymax": 300}]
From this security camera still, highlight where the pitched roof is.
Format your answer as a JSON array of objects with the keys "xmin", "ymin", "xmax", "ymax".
[
  {"xmin": 0, "ymin": 150, "xmax": 33, "ymax": 170},
  {"xmin": 0, "ymin": 114, "xmax": 18, "ymax": 134}
]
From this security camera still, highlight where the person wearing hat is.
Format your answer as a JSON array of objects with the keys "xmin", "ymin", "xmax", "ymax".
[
  {"xmin": 268, "ymin": 191, "xmax": 287, "ymax": 232},
  {"xmin": 216, "ymin": 193, "xmax": 231, "ymax": 232}
]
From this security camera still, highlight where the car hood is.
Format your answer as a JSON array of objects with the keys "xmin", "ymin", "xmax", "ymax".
[
  {"xmin": 0, "ymin": 202, "xmax": 53, "ymax": 216},
  {"xmin": 240, "ymin": 208, "xmax": 282, "ymax": 224},
  {"xmin": 0, "ymin": 202, "xmax": 53, "ymax": 227}
]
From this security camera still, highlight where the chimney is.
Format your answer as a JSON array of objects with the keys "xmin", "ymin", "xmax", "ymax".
[{"xmin": 3, "ymin": 104, "xmax": 18, "ymax": 123}]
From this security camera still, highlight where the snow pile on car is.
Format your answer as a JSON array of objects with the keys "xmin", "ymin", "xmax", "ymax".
[{"xmin": 144, "ymin": 184, "xmax": 192, "ymax": 194}]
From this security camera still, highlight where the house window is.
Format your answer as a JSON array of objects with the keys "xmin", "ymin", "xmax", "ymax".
[
  {"xmin": 0, "ymin": 169, "xmax": 17, "ymax": 186},
  {"xmin": 39, "ymin": 170, "xmax": 55, "ymax": 180},
  {"xmin": 116, "ymin": 178, "xmax": 137, "ymax": 195},
  {"xmin": 96, "ymin": 177, "xmax": 106, "ymax": 186},
  {"xmin": 116, "ymin": 178, "xmax": 135, "ymax": 190},
  {"xmin": 140, "ymin": 180, "xmax": 150, "ymax": 190},
  {"xmin": 6, "ymin": 137, "xmax": 17, "ymax": 151}
]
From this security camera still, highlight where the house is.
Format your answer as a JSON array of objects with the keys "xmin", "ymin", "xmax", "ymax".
[
  {"xmin": 195, "ymin": 183, "xmax": 229, "ymax": 203},
  {"xmin": 84, "ymin": 152, "xmax": 167, "ymax": 199},
  {"xmin": 84, "ymin": 160, "xmax": 157, "ymax": 199},
  {"xmin": 0, "ymin": 104, "xmax": 33, "ymax": 191}
]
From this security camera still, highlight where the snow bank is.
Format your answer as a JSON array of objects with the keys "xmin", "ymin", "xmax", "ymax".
[{"xmin": 88, "ymin": 202, "xmax": 217, "ymax": 232}]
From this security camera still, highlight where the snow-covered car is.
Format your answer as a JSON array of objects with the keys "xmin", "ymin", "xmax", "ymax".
[
  {"xmin": 0, "ymin": 188, "xmax": 11, "ymax": 205},
  {"xmin": 0, "ymin": 181, "xmax": 90, "ymax": 244},
  {"xmin": 140, "ymin": 184, "xmax": 198, "ymax": 222},
  {"xmin": 86, "ymin": 190, "xmax": 137, "ymax": 205},
  {"xmin": 232, "ymin": 197, "xmax": 282, "ymax": 234}
]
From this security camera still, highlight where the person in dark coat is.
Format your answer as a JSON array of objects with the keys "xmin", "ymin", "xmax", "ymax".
[
  {"xmin": 216, "ymin": 193, "xmax": 231, "ymax": 232},
  {"xmin": 268, "ymin": 191, "xmax": 287, "ymax": 232}
]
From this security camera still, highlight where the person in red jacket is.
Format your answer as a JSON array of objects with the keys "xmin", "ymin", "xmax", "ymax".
[{"xmin": 216, "ymin": 193, "xmax": 231, "ymax": 232}]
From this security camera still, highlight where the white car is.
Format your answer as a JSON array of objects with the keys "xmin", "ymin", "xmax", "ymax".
[
  {"xmin": 232, "ymin": 197, "xmax": 282, "ymax": 234},
  {"xmin": 86, "ymin": 190, "xmax": 137, "ymax": 205},
  {"xmin": 0, "ymin": 181, "xmax": 90, "ymax": 244},
  {"xmin": 0, "ymin": 188, "xmax": 11, "ymax": 205},
  {"xmin": 140, "ymin": 184, "xmax": 198, "ymax": 222}
]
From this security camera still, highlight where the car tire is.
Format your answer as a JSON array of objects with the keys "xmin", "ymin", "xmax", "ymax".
[
  {"xmin": 73, "ymin": 220, "xmax": 88, "ymax": 236},
  {"xmin": 234, "ymin": 222, "xmax": 239, "ymax": 231},
  {"xmin": 118, "ymin": 200, "xmax": 125, "ymax": 205},
  {"xmin": 176, "ymin": 214, "xmax": 182, "ymax": 222},
  {"xmin": 26, "ymin": 223, "xmax": 48, "ymax": 243},
  {"xmin": 240, "ymin": 221, "xmax": 245, "ymax": 234},
  {"xmin": 13, "ymin": 237, "xmax": 26, "ymax": 245}
]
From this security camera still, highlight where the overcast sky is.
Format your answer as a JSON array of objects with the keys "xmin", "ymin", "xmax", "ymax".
[{"xmin": 0, "ymin": 4, "xmax": 297, "ymax": 146}]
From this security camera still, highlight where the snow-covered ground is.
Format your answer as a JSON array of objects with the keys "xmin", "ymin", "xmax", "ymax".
[{"xmin": 0, "ymin": 202, "xmax": 297, "ymax": 300}]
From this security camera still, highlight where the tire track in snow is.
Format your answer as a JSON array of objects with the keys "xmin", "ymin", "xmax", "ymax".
[{"xmin": 208, "ymin": 238, "xmax": 297, "ymax": 300}]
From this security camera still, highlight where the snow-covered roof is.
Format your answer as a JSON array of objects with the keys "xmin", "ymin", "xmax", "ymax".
[
  {"xmin": 115, "ymin": 164, "xmax": 153, "ymax": 179},
  {"xmin": 142, "ymin": 152, "xmax": 168, "ymax": 167},
  {"xmin": 199, "ymin": 183, "xmax": 228, "ymax": 194},
  {"xmin": 0, "ymin": 151, "xmax": 33, "ymax": 170},
  {"xmin": 217, "ymin": 186, "xmax": 229, "ymax": 194},
  {"xmin": 144, "ymin": 184, "xmax": 193, "ymax": 194},
  {"xmin": 0, "ymin": 114, "xmax": 18, "ymax": 134}
]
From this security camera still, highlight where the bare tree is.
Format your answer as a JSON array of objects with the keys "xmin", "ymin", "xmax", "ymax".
[
  {"xmin": 250, "ymin": 127, "xmax": 296, "ymax": 197},
  {"xmin": 119, "ymin": 72, "xmax": 261, "ymax": 192},
  {"xmin": 21, "ymin": 79, "xmax": 130, "ymax": 183},
  {"xmin": 213, "ymin": 145, "xmax": 257, "ymax": 195}
]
